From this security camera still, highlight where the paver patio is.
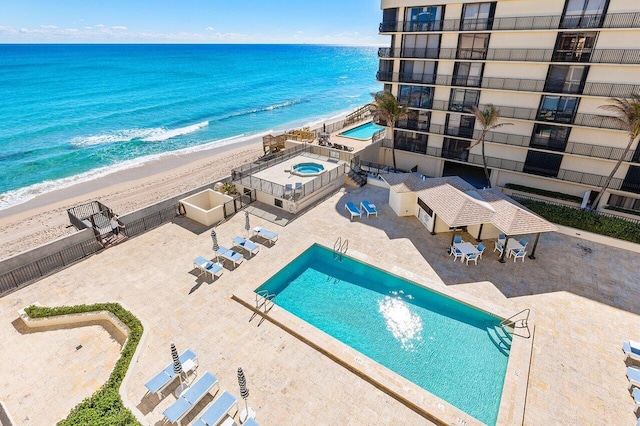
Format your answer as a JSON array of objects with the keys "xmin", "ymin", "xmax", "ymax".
[{"xmin": 1, "ymin": 184, "xmax": 639, "ymax": 425}]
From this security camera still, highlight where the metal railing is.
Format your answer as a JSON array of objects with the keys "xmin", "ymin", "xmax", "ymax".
[
  {"xmin": 222, "ymin": 191, "xmax": 256, "ymax": 218},
  {"xmin": 378, "ymin": 11, "xmax": 640, "ymax": 33},
  {"xmin": 378, "ymin": 47, "xmax": 640, "ymax": 65}
]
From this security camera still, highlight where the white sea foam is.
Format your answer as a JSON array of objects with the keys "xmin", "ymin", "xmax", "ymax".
[
  {"xmin": 0, "ymin": 130, "xmax": 271, "ymax": 212},
  {"xmin": 141, "ymin": 121, "xmax": 209, "ymax": 142},
  {"xmin": 69, "ymin": 121, "xmax": 209, "ymax": 146}
]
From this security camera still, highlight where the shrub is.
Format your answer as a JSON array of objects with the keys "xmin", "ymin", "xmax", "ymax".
[
  {"xmin": 24, "ymin": 303, "xmax": 143, "ymax": 426},
  {"xmin": 505, "ymin": 183, "xmax": 583, "ymax": 203},
  {"xmin": 518, "ymin": 199, "xmax": 640, "ymax": 244}
]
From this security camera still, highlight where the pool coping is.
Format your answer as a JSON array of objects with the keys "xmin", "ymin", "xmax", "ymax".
[{"xmin": 232, "ymin": 243, "xmax": 533, "ymax": 426}]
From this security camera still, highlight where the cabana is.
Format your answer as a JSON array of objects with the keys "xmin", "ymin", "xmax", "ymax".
[{"xmin": 382, "ymin": 173, "xmax": 557, "ymax": 261}]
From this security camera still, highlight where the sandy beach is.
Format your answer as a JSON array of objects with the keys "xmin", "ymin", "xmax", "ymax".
[{"xmin": 0, "ymin": 136, "xmax": 266, "ymax": 259}]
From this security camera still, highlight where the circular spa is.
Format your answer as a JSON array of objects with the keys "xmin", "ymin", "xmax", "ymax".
[{"xmin": 290, "ymin": 162, "xmax": 325, "ymax": 176}]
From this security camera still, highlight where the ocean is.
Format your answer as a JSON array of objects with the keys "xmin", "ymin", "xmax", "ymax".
[{"xmin": 0, "ymin": 44, "xmax": 380, "ymax": 211}]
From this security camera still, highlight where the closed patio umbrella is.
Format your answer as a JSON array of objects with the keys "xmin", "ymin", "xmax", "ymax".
[
  {"xmin": 244, "ymin": 211, "xmax": 251, "ymax": 238},
  {"xmin": 211, "ymin": 229, "xmax": 219, "ymax": 261},
  {"xmin": 237, "ymin": 367, "xmax": 255, "ymax": 423},
  {"xmin": 171, "ymin": 343, "xmax": 187, "ymax": 396}
]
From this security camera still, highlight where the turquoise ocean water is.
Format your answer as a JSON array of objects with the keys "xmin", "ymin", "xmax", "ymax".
[{"xmin": 0, "ymin": 44, "xmax": 380, "ymax": 211}]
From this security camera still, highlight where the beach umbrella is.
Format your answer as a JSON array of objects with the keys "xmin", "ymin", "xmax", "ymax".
[
  {"xmin": 244, "ymin": 211, "xmax": 251, "ymax": 237},
  {"xmin": 211, "ymin": 229, "xmax": 219, "ymax": 260},
  {"xmin": 237, "ymin": 367, "xmax": 255, "ymax": 423},
  {"xmin": 171, "ymin": 343, "xmax": 186, "ymax": 396}
]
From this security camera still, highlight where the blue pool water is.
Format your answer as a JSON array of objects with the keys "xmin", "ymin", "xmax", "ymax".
[
  {"xmin": 292, "ymin": 162, "xmax": 324, "ymax": 174},
  {"xmin": 338, "ymin": 121, "xmax": 385, "ymax": 140},
  {"xmin": 255, "ymin": 244, "xmax": 510, "ymax": 425}
]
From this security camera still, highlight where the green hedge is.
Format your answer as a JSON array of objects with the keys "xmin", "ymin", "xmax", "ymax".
[
  {"xmin": 24, "ymin": 303, "xmax": 143, "ymax": 426},
  {"xmin": 518, "ymin": 199, "xmax": 640, "ymax": 244},
  {"xmin": 505, "ymin": 183, "xmax": 583, "ymax": 203}
]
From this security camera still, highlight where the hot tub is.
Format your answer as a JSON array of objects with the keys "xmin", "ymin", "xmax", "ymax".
[{"xmin": 290, "ymin": 162, "xmax": 325, "ymax": 177}]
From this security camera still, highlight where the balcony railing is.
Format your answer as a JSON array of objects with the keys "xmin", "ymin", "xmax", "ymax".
[
  {"xmin": 378, "ymin": 47, "xmax": 640, "ymax": 64},
  {"xmin": 375, "ymin": 70, "xmax": 640, "ymax": 98},
  {"xmin": 378, "ymin": 11, "xmax": 640, "ymax": 33},
  {"xmin": 380, "ymin": 138, "xmax": 625, "ymax": 190}
]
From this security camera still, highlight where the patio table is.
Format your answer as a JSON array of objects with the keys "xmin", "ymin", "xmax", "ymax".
[
  {"xmin": 506, "ymin": 239, "xmax": 525, "ymax": 257},
  {"xmin": 454, "ymin": 242, "xmax": 480, "ymax": 256}
]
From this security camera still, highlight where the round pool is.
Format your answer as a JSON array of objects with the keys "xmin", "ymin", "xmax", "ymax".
[{"xmin": 291, "ymin": 162, "xmax": 325, "ymax": 176}]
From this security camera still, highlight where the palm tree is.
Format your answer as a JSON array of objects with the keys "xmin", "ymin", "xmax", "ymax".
[
  {"xmin": 467, "ymin": 105, "xmax": 512, "ymax": 188},
  {"xmin": 590, "ymin": 94, "xmax": 640, "ymax": 210},
  {"xmin": 371, "ymin": 90, "xmax": 408, "ymax": 171}
]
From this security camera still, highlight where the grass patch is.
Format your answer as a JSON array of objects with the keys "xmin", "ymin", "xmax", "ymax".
[
  {"xmin": 505, "ymin": 183, "xmax": 583, "ymax": 203},
  {"xmin": 518, "ymin": 199, "xmax": 640, "ymax": 244},
  {"xmin": 24, "ymin": 303, "xmax": 142, "ymax": 426}
]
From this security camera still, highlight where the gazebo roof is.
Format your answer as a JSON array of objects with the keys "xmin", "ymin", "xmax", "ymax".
[{"xmin": 382, "ymin": 173, "xmax": 557, "ymax": 235}]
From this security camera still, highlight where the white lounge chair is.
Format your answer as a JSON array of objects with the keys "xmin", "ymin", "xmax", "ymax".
[
  {"xmin": 163, "ymin": 371, "xmax": 219, "ymax": 425},
  {"xmin": 253, "ymin": 226, "xmax": 278, "ymax": 244},
  {"xmin": 193, "ymin": 390, "xmax": 239, "ymax": 426},
  {"xmin": 628, "ymin": 366, "xmax": 640, "ymax": 388},
  {"xmin": 345, "ymin": 202, "xmax": 362, "ymax": 220},
  {"xmin": 218, "ymin": 246, "xmax": 244, "ymax": 267},
  {"xmin": 145, "ymin": 349, "xmax": 198, "ymax": 395},
  {"xmin": 360, "ymin": 200, "xmax": 378, "ymax": 217},
  {"xmin": 232, "ymin": 236, "xmax": 260, "ymax": 258},
  {"xmin": 623, "ymin": 341, "xmax": 640, "ymax": 362},
  {"xmin": 193, "ymin": 256, "xmax": 224, "ymax": 279},
  {"xmin": 633, "ymin": 387, "xmax": 640, "ymax": 410}
]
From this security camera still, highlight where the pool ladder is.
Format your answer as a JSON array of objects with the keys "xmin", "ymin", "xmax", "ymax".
[
  {"xmin": 250, "ymin": 290, "xmax": 277, "ymax": 326},
  {"xmin": 333, "ymin": 237, "xmax": 348, "ymax": 262}
]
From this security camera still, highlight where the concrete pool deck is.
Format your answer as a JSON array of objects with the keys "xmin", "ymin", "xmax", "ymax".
[{"xmin": 1, "ymin": 184, "xmax": 639, "ymax": 425}]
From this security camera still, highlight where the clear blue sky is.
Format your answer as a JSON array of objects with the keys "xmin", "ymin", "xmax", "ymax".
[{"xmin": 0, "ymin": 0, "xmax": 385, "ymax": 45}]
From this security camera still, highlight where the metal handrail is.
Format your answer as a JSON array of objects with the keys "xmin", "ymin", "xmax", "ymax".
[{"xmin": 499, "ymin": 308, "xmax": 531, "ymax": 339}]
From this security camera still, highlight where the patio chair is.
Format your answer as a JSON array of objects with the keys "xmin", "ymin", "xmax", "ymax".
[
  {"xmin": 519, "ymin": 239, "xmax": 528, "ymax": 248},
  {"xmin": 192, "ymin": 390, "xmax": 239, "ymax": 426},
  {"xmin": 193, "ymin": 256, "xmax": 224, "ymax": 279},
  {"xmin": 285, "ymin": 183, "xmax": 293, "ymax": 199},
  {"xmin": 360, "ymin": 200, "xmax": 378, "ymax": 217},
  {"xmin": 163, "ymin": 371, "xmax": 220, "ymax": 425},
  {"xmin": 623, "ymin": 341, "xmax": 640, "ymax": 362},
  {"xmin": 345, "ymin": 202, "xmax": 362, "ymax": 220},
  {"xmin": 218, "ymin": 246, "xmax": 244, "ymax": 267},
  {"xmin": 145, "ymin": 349, "xmax": 198, "ymax": 395},
  {"xmin": 453, "ymin": 235, "xmax": 463, "ymax": 244},
  {"xmin": 498, "ymin": 234, "xmax": 506, "ymax": 243},
  {"xmin": 627, "ymin": 366, "xmax": 640, "ymax": 388},
  {"xmin": 493, "ymin": 240, "xmax": 504, "ymax": 256},
  {"xmin": 512, "ymin": 249, "xmax": 527, "ymax": 262},
  {"xmin": 253, "ymin": 226, "xmax": 278, "ymax": 244},
  {"xmin": 475, "ymin": 243, "xmax": 486, "ymax": 259},
  {"xmin": 465, "ymin": 252, "xmax": 479, "ymax": 265},
  {"xmin": 232, "ymin": 236, "xmax": 260, "ymax": 258},
  {"xmin": 450, "ymin": 246, "xmax": 463, "ymax": 262}
]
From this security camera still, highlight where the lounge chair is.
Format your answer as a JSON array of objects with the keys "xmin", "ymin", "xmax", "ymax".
[
  {"xmin": 623, "ymin": 340, "xmax": 640, "ymax": 362},
  {"xmin": 192, "ymin": 390, "xmax": 239, "ymax": 426},
  {"xmin": 634, "ymin": 387, "xmax": 640, "ymax": 410},
  {"xmin": 345, "ymin": 202, "xmax": 362, "ymax": 220},
  {"xmin": 360, "ymin": 200, "xmax": 378, "ymax": 217},
  {"xmin": 232, "ymin": 236, "xmax": 260, "ymax": 258},
  {"xmin": 243, "ymin": 418, "xmax": 259, "ymax": 426},
  {"xmin": 193, "ymin": 256, "xmax": 224, "ymax": 279},
  {"xmin": 163, "ymin": 371, "xmax": 219, "ymax": 425},
  {"xmin": 145, "ymin": 349, "xmax": 198, "ymax": 395},
  {"xmin": 628, "ymin": 366, "xmax": 640, "ymax": 388},
  {"xmin": 217, "ymin": 246, "xmax": 244, "ymax": 267},
  {"xmin": 253, "ymin": 226, "xmax": 278, "ymax": 244}
]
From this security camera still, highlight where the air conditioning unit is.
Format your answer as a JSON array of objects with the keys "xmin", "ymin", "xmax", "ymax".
[{"xmin": 285, "ymin": 201, "xmax": 297, "ymax": 214}]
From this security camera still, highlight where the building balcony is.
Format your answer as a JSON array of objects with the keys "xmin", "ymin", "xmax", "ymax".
[
  {"xmin": 375, "ymin": 70, "xmax": 640, "ymax": 98},
  {"xmin": 378, "ymin": 47, "xmax": 640, "ymax": 65},
  {"xmin": 378, "ymin": 11, "xmax": 640, "ymax": 33}
]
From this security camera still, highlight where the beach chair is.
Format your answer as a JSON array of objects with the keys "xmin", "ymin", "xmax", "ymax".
[
  {"xmin": 623, "ymin": 341, "xmax": 640, "ymax": 362},
  {"xmin": 217, "ymin": 246, "xmax": 244, "ymax": 267},
  {"xmin": 163, "ymin": 371, "xmax": 219, "ymax": 425},
  {"xmin": 253, "ymin": 226, "xmax": 279, "ymax": 244},
  {"xmin": 192, "ymin": 390, "xmax": 239, "ymax": 426},
  {"xmin": 345, "ymin": 202, "xmax": 362, "ymax": 220},
  {"xmin": 633, "ymin": 387, "xmax": 640, "ymax": 410},
  {"xmin": 243, "ymin": 418, "xmax": 260, "ymax": 426},
  {"xmin": 628, "ymin": 366, "xmax": 640, "ymax": 388},
  {"xmin": 193, "ymin": 256, "xmax": 224, "ymax": 279},
  {"xmin": 144, "ymin": 349, "xmax": 198, "ymax": 395},
  {"xmin": 232, "ymin": 236, "xmax": 260, "ymax": 258},
  {"xmin": 360, "ymin": 200, "xmax": 378, "ymax": 217}
]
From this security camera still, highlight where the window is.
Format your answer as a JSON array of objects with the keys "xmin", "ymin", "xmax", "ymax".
[
  {"xmin": 442, "ymin": 138, "xmax": 471, "ymax": 161},
  {"xmin": 561, "ymin": 0, "xmax": 608, "ymax": 29},
  {"xmin": 381, "ymin": 8, "xmax": 399, "ymax": 32},
  {"xmin": 417, "ymin": 198, "xmax": 434, "ymax": 216},
  {"xmin": 400, "ymin": 60, "xmax": 436, "ymax": 84},
  {"xmin": 452, "ymin": 62, "xmax": 483, "ymax": 87},
  {"xmin": 446, "ymin": 113, "xmax": 476, "ymax": 139},
  {"xmin": 461, "ymin": 2, "xmax": 495, "ymax": 30},
  {"xmin": 397, "ymin": 109, "xmax": 431, "ymax": 132},
  {"xmin": 530, "ymin": 124, "xmax": 571, "ymax": 151},
  {"xmin": 553, "ymin": 32, "xmax": 597, "ymax": 62},
  {"xmin": 398, "ymin": 85, "xmax": 434, "ymax": 109},
  {"xmin": 274, "ymin": 199, "xmax": 283, "ymax": 208},
  {"xmin": 523, "ymin": 151, "xmax": 563, "ymax": 177},
  {"xmin": 394, "ymin": 130, "xmax": 428, "ymax": 154},
  {"xmin": 608, "ymin": 194, "xmax": 640, "ymax": 212},
  {"xmin": 538, "ymin": 96, "xmax": 579, "ymax": 123},
  {"xmin": 545, "ymin": 65, "xmax": 589, "ymax": 94},
  {"xmin": 402, "ymin": 34, "xmax": 440, "ymax": 59},
  {"xmin": 622, "ymin": 166, "xmax": 640, "ymax": 194},
  {"xmin": 377, "ymin": 60, "xmax": 394, "ymax": 82},
  {"xmin": 449, "ymin": 89, "xmax": 480, "ymax": 112},
  {"xmin": 457, "ymin": 33, "xmax": 490, "ymax": 60},
  {"xmin": 405, "ymin": 6, "xmax": 444, "ymax": 31}
]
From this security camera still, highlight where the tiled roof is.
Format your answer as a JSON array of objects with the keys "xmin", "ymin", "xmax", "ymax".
[{"xmin": 478, "ymin": 189, "xmax": 558, "ymax": 235}]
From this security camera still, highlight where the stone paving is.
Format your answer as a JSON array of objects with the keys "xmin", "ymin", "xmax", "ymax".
[{"xmin": 1, "ymin": 184, "xmax": 639, "ymax": 425}]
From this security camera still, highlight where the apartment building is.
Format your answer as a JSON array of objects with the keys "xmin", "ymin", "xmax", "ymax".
[{"xmin": 376, "ymin": 0, "xmax": 640, "ymax": 212}]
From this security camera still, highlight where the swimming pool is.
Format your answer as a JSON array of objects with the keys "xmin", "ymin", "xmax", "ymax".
[
  {"xmin": 338, "ymin": 121, "xmax": 385, "ymax": 140},
  {"xmin": 255, "ymin": 244, "xmax": 510, "ymax": 425}
]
